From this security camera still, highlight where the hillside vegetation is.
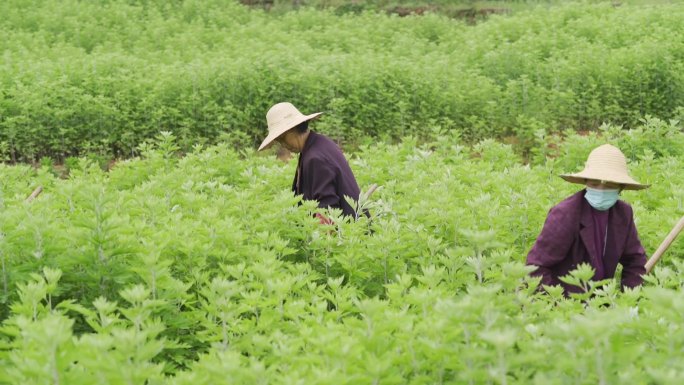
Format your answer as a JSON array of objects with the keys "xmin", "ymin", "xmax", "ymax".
[{"xmin": 1, "ymin": 0, "xmax": 683, "ymax": 160}]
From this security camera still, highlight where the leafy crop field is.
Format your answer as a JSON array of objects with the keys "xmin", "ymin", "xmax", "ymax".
[
  {"xmin": 2, "ymin": 0, "xmax": 684, "ymax": 160},
  {"xmin": 1, "ymin": 118, "xmax": 684, "ymax": 383},
  {"xmin": 250, "ymin": 0, "xmax": 678, "ymax": 18},
  {"xmin": 3, "ymin": 0, "xmax": 684, "ymax": 383}
]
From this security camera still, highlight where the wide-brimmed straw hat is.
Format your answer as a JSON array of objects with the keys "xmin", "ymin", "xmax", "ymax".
[
  {"xmin": 560, "ymin": 144, "xmax": 649, "ymax": 190},
  {"xmin": 258, "ymin": 102, "xmax": 323, "ymax": 151}
]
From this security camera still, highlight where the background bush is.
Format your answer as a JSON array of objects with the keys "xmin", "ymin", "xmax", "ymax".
[{"xmin": 1, "ymin": 0, "xmax": 684, "ymax": 161}]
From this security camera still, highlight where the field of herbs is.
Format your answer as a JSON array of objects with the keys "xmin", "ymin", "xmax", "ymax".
[
  {"xmin": 1, "ymin": 118, "xmax": 684, "ymax": 384},
  {"xmin": 2, "ymin": 0, "xmax": 684, "ymax": 160},
  {"xmin": 3, "ymin": 0, "xmax": 684, "ymax": 383}
]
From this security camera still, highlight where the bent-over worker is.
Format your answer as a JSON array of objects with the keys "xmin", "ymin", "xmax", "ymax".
[
  {"xmin": 526, "ymin": 144, "xmax": 649, "ymax": 295},
  {"xmin": 258, "ymin": 102, "xmax": 362, "ymax": 221}
]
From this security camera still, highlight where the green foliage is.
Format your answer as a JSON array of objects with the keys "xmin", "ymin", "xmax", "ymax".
[
  {"xmin": 0, "ymin": 124, "xmax": 683, "ymax": 382},
  {"xmin": 1, "ymin": 1, "xmax": 684, "ymax": 160},
  {"xmin": 260, "ymin": 0, "xmax": 673, "ymax": 16}
]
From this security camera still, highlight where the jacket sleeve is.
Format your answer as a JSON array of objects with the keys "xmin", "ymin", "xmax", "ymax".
[
  {"xmin": 526, "ymin": 206, "xmax": 576, "ymax": 287},
  {"xmin": 619, "ymin": 212, "xmax": 647, "ymax": 289},
  {"xmin": 306, "ymin": 158, "xmax": 340, "ymax": 210}
]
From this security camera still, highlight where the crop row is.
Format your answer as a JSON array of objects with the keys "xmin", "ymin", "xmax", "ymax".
[
  {"xmin": 1, "ymin": 118, "xmax": 684, "ymax": 383},
  {"xmin": 1, "ymin": 0, "xmax": 684, "ymax": 160}
]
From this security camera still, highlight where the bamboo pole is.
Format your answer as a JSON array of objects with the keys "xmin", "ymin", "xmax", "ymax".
[
  {"xmin": 25, "ymin": 186, "xmax": 43, "ymax": 203},
  {"xmin": 362, "ymin": 183, "xmax": 379, "ymax": 201},
  {"xmin": 645, "ymin": 215, "xmax": 684, "ymax": 274}
]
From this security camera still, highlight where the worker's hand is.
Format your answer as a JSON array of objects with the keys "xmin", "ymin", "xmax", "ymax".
[{"xmin": 315, "ymin": 213, "xmax": 334, "ymax": 226}]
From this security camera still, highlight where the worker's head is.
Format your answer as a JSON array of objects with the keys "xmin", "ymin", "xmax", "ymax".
[
  {"xmin": 560, "ymin": 144, "xmax": 649, "ymax": 191},
  {"xmin": 560, "ymin": 144, "xmax": 649, "ymax": 211},
  {"xmin": 258, "ymin": 102, "xmax": 322, "ymax": 153},
  {"xmin": 583, "ymin": 179, "xmax": 623, "ymax": 211},
  {"xmin": 274, "ymin": 120, "xmax": 309, "ymax": 153},
  {"xmin": 584, "ymin": 179, "xmax": 622, "ymax": 191}
]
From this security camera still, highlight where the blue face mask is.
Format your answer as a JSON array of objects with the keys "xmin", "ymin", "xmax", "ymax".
[{"xmin": 584, "ymin": 187, "xmax": 620, "ymax": 211}]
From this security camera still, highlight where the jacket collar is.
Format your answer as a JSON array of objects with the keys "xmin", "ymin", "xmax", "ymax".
[
  {"xmin": 579, "ymin": 190, "xmax": 598, "ymax": 264},
  {"xmin": 300, "ymin": 131, "xmax": 318, "ymax": 155},
  {"xmin": 579, "ymin": 189, "xmax": 618, "ymax": 274}
]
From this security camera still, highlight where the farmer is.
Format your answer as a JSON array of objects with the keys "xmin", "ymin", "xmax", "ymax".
[
  {"xmin": 258, "ymin": 102, "xmax": 362, "ymax": 221},
  {"xmin": 526, "ymin": 144, "xmax": 649, "ymax": 294}
]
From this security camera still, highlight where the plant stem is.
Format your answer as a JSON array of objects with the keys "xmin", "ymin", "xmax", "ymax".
[
  {"xmin": 1, "ymin": 251, "xmax": 7, "ymax": 298},
  {"xmin": 51, "ymin": 347, "xmax": 60, "ymax": 385}
]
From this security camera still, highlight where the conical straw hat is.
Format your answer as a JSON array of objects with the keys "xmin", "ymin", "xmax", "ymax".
[
  {"xmin": 258, "ymin": 102, "xmax": 323, "ymax": 151},
  {"xmin": 560, "ymin": 144, "xmax": 649, "ymax": 190}
]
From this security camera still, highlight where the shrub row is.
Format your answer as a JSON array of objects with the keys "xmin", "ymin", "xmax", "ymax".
[
  {"xmin": 1, "ymin": 0, "xmax": 684, "ymax": 160},
  {"xmin": 1, "ymin": 120, "xmax": 684, "ymax": 382}
]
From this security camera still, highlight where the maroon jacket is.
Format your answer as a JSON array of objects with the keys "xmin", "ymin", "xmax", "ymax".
[
  {"xmin": 293, "ymin": 132, "xmax": 361, "ymax": 218},
  {"xmin": 526, "ymin": 190, "xmax": 647, "ymax": 293}
]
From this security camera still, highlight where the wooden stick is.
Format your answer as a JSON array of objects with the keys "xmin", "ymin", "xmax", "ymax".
[
  {"xmin": 645, "ymin": 215, "xmax": 684, "ymax": 273},
  {"xmin": 362, "ymin": 183, "xmax": 379, "ymax": 201},
  {"xmin": 25, "ymin": 186, "xmax": 43, "ymax": 203}
]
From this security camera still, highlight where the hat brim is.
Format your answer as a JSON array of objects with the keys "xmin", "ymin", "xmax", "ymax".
[
  {"xmin": 559, "ymin": 173, "xmax": 649, "ymax": 190},
  {"xmin": 257, "ymin": 112, "xmax": 323, "ymax": 151}
]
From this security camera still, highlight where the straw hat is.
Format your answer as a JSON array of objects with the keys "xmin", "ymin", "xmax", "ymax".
[
  {"xmin": 258, "ymin": 102, "xmax": 323, "ymax": 151},
  {"xmin": 560, "ymin": 144, "xmax": 649, "ymax": 190}
]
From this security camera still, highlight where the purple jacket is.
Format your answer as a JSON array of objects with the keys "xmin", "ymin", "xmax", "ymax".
[
  {"xmin": 526, "ymin": 190, "xmax": 647, "ymax": 293},
  {"xmin": 293, "ymin": 132, "xmax": 361, "ymax": 218}
]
